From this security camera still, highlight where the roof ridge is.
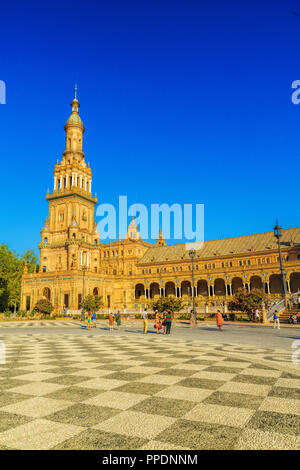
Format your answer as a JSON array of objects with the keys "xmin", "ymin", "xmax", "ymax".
[{"xmin": 145, "ymin": 226, "xmax": 300, "ymax": 249}]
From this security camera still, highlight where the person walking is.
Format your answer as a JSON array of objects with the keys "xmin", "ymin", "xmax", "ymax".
[
  {"xmin": 273, "ymin": 310, "xmax": 280, "ymax": 329},
  {"xmin": 115, "ymin": 310, "xmax": 121, "ymax": 330},
  {"xmin": 190, "ymin": 309, "xmax": 196, "ymax": 328},
  {"xmin": 92, "ymin": 311, "xmax": 97, "ymax": 328},
  {"xmin": 86, "ymin": 312, "xmax": 92, "ymax": 329},
  {"xmin": 216, "ymin": 310, "xmax": 223, "ymax": 331},
  {"xmin": 142, "ymin": 308, "xmax": 148, "ymax": 334},
  {"xmin": 108, "ymin": 312, "xmax": 114, "ymax": 331},
  {"xmin": 155, "ymin": 310, "xmax": 162, "ymax": 334},
  {"xmin": 165, "ymin": 309, "xmax": 172, "ymax": 335},
  {"xmin": 255, "ymin": 308, "xmax": 260, "ymax": 323},
  {"xmin": 162, "ymin": 310, "xmax": 167, "ymax": 334}
]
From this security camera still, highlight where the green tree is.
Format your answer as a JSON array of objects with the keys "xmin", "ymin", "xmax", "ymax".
[
  {"xmin": 0, "ymin": 244, "xmax": 20, "ymax": 311},
  {"xmin": 0, "ymin": 245, "xmax": 39, "ymax": 312},
  {"xmin": 228, "ymin": 288, "xmax": 268, "ymax": 316},
  {"xmin": 82, "ymin": 294, "xmax": 104, "ymax": 312},
  {"xmin": 33, "ymin": 298, "xmax": 54, "ymax": 315},
  {"xmin": 22, "ymin": 250, "xmax": 39, "ymax": 273},
  {"xmin": 152, "ymin": 296, "xmax": 184, "ymax": 313}
]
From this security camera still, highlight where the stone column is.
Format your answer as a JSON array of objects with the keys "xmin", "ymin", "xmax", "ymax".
[{"xmin": 261, "ymin": 303, "xmax": 267, "ymax": 323}]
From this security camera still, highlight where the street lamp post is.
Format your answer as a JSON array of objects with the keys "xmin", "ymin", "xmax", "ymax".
[
  {"xmin": 81, "ymin": 265, "xmax": 87, "ymax": 322},
  {"xmin": 273, "ymin": 221, "xmax": 288, "ymax": 305},
  {"xmin": 189, "ymin": 249, "xmax": 197, "ymax": 325}
]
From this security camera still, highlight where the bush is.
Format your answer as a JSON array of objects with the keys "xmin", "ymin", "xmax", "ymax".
[
  {"xmin": 82, "ymin": 295, "xmax": 104, "ymax": 313},
  {"xmin": 152, "ymin": 297, "xmax": 184, "ymax": 314},
  {"xmin": 177, "ymin": 313, "xmax": 190, "ymax": 320},
  {"xmin": 229, "ymin": 313, "xmax": 236, "ymax": 321},
  {"xmin": 3, "ymin": 311, "xmax": 12, "ymax": 318},
  {"xmin": 33, "ymin": 299, "xmax": 54, "ymax": 315},
  {"xmin": 228, "ymin": 288, "xmax": 267, "ymax": 315}
]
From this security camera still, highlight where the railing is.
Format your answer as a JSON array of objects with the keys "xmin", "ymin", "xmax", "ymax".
[
  {"xmin": 267, "ymin": 290, "xmax": 300, "ymax": 322},
  {"xmin": 267, "ymin": 299, "xmax": 285, "ymax": 322}
]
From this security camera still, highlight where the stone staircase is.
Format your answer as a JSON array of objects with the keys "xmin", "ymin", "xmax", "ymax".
[
  {"xmin": 267, "ymin": 291, "xmax": 300, "ymax": 323},
  {"xmin": 280, "ymin": 308, "xmax": 300, "ymax": 324}
]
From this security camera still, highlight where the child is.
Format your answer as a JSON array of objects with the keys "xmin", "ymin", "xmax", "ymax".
[
  {"xmin": 115, "ymin": 311, "xmax": 121, "ymax": 330},
  {"xmin": 273, "ymin": 310, "xmax": 280, "ymax": 329},
  {"xmin": 87, "ymin": 312, "xmax": 92, "ymax": 329}
]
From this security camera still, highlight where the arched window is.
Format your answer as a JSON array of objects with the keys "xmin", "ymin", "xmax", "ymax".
[
  {"xmin": 43, "ymin": 287, "xmax": 51, "ymax": 300},
  {"xmin": 44, "ymin": 238, "xmax": 48, "ymax": 244}
]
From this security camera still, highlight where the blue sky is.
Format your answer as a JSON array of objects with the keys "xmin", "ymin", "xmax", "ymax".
[{"xmin": 1, "ymin": 0, "xmax": 300, "ymax": 256}]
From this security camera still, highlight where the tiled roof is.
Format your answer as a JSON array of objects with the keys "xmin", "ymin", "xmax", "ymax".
[{"xmin": 137, "ymin": 227, "xmax": 300, "ymax": 264}]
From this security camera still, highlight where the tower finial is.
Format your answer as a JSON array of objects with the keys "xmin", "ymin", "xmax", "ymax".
[{"xmin": 74, "ymin": 83, "xmax": 77, "ymax": 100}]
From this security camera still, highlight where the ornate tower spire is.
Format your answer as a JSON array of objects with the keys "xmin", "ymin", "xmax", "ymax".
[
  {"xmin": 63, "ymin": 87, "xmax": 85, "ymax": 161},
  {"xmin": 155, "ymin": 227, "xmax": 166, "ymax": 246},
  {"xmin": 49, "ymin": 89, "xmax": 96, "ymax": 198},
  {"xmin": 127, "ymin": 217, "xmax": 140, "ymax": 240}
]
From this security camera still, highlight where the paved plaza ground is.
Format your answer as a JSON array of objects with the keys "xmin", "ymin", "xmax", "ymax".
[{"xmin": 0, "ymin": 320, "xmax": 299, "ymax": 450}]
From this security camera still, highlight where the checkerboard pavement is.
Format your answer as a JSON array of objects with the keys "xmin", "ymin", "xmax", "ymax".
[
  {"xmin": 0, "ymin": 321, "xmax": 79, "ymax": 328},
  {"xmin": 0, "ymin": 334, "xmax": 299, "ymax": 450}
]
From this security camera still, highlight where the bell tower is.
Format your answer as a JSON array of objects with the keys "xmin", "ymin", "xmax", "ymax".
[{"xmin": 39, "ymin": 88, "xmax": 99, "ymax": 273}]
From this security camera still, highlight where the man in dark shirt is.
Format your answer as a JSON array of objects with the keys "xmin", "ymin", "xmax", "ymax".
[{"xmin": 165, "ymin": 310, "xmax": 172, "ymax": 335}]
